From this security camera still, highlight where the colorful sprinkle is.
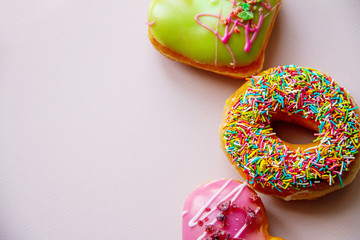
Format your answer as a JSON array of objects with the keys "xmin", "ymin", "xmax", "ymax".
[{"xmin": 222, "ymin": 66, "xmax": 360, "ymax": 191}]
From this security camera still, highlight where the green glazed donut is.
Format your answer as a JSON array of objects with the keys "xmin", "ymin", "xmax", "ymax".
[{"xmin": 148, "ymin": 0, "xmax": 282, "ymax": 78}]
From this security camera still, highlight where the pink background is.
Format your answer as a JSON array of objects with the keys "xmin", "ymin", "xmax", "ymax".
[{"xmin": 0, "ymin": 0, "xmax": 359, "ymax": 239}]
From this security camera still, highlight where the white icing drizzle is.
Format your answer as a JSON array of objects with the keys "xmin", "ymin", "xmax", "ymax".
[
  {"xmin": 198, "ymin": 181, "xmax": 247, "ymax": 223},
  {"xmin": 182, "ymin": 210, "xmax": 188, "ymax": 217},
  {"xmin": 230, "ymin": 182, "xmax": 247, "ymax": 203},
  {"xmin": 234, "ymin": 221, "xmax": 248, "ymax": 238},
  {"xmin": 197, "ymin": 219, "xmax": 217, "ymax": 240},
  {"xmin": 197, "ymin": 232, "xmax": 207, "ymax": 240},
  {"xmin": 188, "ymin": 179, "xmax": 250, "ymax": 240},
  {"xmin": 188, "ymin": 179, "xmax": 232, "ymax": 227},
  {"xmin": 233, "ymin": 207, "xmax": 261, "ymax": 238}
]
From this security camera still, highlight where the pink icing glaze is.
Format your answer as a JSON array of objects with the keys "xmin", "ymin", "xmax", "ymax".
[{"xmin": 183, "ymin": 179, "xmax": 269, "ymax": 240}]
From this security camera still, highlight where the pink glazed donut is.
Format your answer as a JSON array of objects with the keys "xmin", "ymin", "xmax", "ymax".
[{"xmin": 182, "ymin": 179, "xmax": 284, "ymax": 240}]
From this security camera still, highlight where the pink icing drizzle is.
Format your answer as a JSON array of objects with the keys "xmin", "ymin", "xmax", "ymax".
[
  {"xmin": 146, "ymin": 19, "xmax": 156, "ymax": 26},
  {"xmin": 261, "ymin": 0, "xmax": 272, "ymax": 11},
  {"xmin": 195, "ymin": 0, "xmax": 273, "ymax": 67}
]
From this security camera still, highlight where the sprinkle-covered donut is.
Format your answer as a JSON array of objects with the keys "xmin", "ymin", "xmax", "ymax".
[
  {"xmin": 220, "ymin": 66, "xmax": 360, "ymax": 200},
  {"xmin": 148, "ymin": 0, "xmax": 282, "ymax": 79},
  {"xmin": 183, "ymin": 179, "xmax": 284, "ymax": 240}
]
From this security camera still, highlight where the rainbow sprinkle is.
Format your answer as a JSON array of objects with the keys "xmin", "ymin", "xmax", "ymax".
[{"xmin": 222, "ymin": 65, "xmax": 360, "ymax": 191}]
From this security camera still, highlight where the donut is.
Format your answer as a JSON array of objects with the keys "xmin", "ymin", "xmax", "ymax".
[
  {"xmin": 220, "ymin": 66, "xmax": 360, "ymax": 200},
  {"xmin": 147, "ymin": 0, "xmax": 282, "ymax": 79},
  {"xmin": 182, "ymin": 178, "xmax": 284, "ymax": 240}
]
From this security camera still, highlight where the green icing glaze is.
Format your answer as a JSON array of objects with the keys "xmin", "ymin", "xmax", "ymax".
[{"xmin": 148, "ymin": 0, "xmax": 280, "ymax": 67}]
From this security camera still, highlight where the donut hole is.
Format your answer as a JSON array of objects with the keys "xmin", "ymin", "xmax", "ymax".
[{"xmin": 270, "ymin": 120, "xmax": 317, "ymax": 145}]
